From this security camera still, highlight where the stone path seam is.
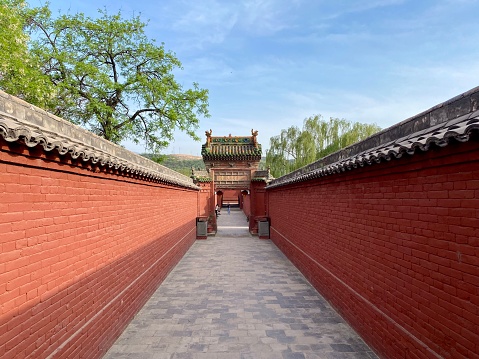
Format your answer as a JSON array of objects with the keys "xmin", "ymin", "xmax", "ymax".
[{"xmin": 104, "ymin": 208, "xmax": 379, "ymax": 359}]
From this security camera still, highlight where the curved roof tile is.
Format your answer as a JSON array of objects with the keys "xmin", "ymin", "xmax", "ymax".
[
  {"xmin": 0, "ymin": 91, "xmax": 199, "ymax": 190},
  {"xmin": 267, "ymin": 87, "xmax": 479, "ymax": 189},
  {"xmin": 201, "ymin": 137, "xmax": 262, "ymax": 160}
]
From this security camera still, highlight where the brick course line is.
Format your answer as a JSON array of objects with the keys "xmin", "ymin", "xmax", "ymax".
[
  {"xmin": 104, "ymin": 208, "xmax": 379, "ymax": 358},
  {"xmin": 45, "ymin": 228, "xmax": 194, "ymax": 359},
  {"xmin": 271, "ymin": 226, "xmax": 444, "ymax": 359}
]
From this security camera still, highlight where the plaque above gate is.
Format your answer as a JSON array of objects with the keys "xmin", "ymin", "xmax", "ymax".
[{"xmin": 214, "ymin": 170, "xmax": 251, "ymax": 188}]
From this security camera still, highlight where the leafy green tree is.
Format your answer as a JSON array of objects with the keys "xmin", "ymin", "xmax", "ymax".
[
  {"xmin": 266, "ymin": 115, "xmax": 381, "ymax": 177},
  {"xmin": 1, "ymin": 3, "xmax": 209, "ymax": 152},
  {"xmin": 0, "ymin": 0, "xmax": 54, "ymax": 107}
]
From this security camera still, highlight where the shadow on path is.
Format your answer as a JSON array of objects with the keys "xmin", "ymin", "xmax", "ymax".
[{"xmin": 104, "ymin": 208, "xmax": 378, "ymax": 359}]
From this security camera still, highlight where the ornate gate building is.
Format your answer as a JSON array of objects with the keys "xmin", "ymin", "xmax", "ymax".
[{"xmin": 191, "ymin": 129, "xmax": 272, "ymax": 235}]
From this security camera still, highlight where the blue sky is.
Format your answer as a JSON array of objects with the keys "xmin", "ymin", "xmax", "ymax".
[{"xmin": 32, "ymin": 0, "xmax": 479, "ymax": 156}]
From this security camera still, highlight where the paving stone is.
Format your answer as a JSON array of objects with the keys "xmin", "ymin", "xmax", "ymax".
[
  {"xmin": 103, "ymin": 209, "xmax": 379, "ymax": 359},
  {"xmin": 330, "ymin": 344, "xmax": 354, "ymax": 352}
]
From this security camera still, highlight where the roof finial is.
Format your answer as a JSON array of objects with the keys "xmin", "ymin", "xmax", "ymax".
[
  {"xmin": 251, "ymin": 129, "xmax": 258, "ymax": 147},
  {"xmin": 205, "ymin": 129, "xmax": 212, "ymax": 146}
]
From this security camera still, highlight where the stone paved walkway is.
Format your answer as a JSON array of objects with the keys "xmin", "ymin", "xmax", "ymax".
[{"xmin": 103, "ymin": 208, "xmax": 378, "ymax": 359}]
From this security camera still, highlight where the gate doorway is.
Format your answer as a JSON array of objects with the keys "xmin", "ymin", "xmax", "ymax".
[{"xmin": 192, "ymin": 130, "xmax": 272, "ymax": 235}]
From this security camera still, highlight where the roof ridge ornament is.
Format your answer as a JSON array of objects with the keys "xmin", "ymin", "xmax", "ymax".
[
  {"xmin": 205, "ymin": 129, "xmax": 212, "ymax": 147},
  {"xmin": 251, "ymin": 129, "xmax": 258, "ymax": 147},
  {"xmin": 200, "ymin": 130, "xmax": 262, "ymax": 163}
]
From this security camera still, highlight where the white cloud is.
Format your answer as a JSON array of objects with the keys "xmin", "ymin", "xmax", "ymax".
[
  {"xmin": 36, "ymin": 0, "xmax": 479, "ymax": 157},
  {"xmin": 160, "ymin": 0, "xmax": 301, "ymax": 51},
  {"xmin": 322, "ymin": 0, "xmax": 407, "ymax": 20},
  {"xmin": 169, "ymin": 1, "xmax": 239, "ymax": 49},
  {"xmin": 240, "ymin": 0, "xmax": 298, "ymax": 35}
]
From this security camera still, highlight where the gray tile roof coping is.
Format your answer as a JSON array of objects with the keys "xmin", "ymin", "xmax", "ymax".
[
  {"xmin": 0, "ymin": 90, "xmax": 199, "ymax": 190},
  {"xmin": 267, "ymin": 86, "xmax": 479, "ymax": 189}
]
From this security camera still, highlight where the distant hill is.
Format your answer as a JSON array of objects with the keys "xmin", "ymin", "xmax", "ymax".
[
  {"xmin": 141, "ymin": 153, "xmax": 205, "ymax": 176},
  {"xmin": 141, "ymin": 153, "xmax": 267, "ymax": 176},
  {"xmin": 167, "ymin": 154, "xmax": 202, "ymax": 161}
]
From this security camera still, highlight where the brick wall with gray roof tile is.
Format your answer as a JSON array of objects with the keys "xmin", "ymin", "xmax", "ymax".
[{"xmin": 267, "ymin": 86, "xmax": 479, "ymax": 189}]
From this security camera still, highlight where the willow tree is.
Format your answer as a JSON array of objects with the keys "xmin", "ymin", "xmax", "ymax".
[
  {"xmin": 1, "ymin": 4, "xmax": 209, "ymax": 152},
  {"xmin": 266, "ymin": 115, "xmax": 381, "ymax": 178}
]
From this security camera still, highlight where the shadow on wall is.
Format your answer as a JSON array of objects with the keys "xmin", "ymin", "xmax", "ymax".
[{"xmin": 0, "ymin": 199, "xmax": 196, "ymax": 358}]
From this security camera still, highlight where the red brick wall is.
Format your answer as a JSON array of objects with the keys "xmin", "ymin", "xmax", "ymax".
[
  {"xmin": 221, "ymin": 189, "xmax": 240, "ymax": 205},
  {"xmin": 249, "ymin": 181, "xmax": 267, "ymax": 233},
  {"xmin": 197, "ymin": 182, "xmax": 211, "ymax": 217},
  {"xmin": 252, "ymin": 182, "xmax": 267, "ymax": 218},
  {"xmin": 267, "ymin": 139, "xmax": 479, "ymax": 359},
  {"xmin": 0, "ymin": 144, "xmax": 198, "ymax": 359}
]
